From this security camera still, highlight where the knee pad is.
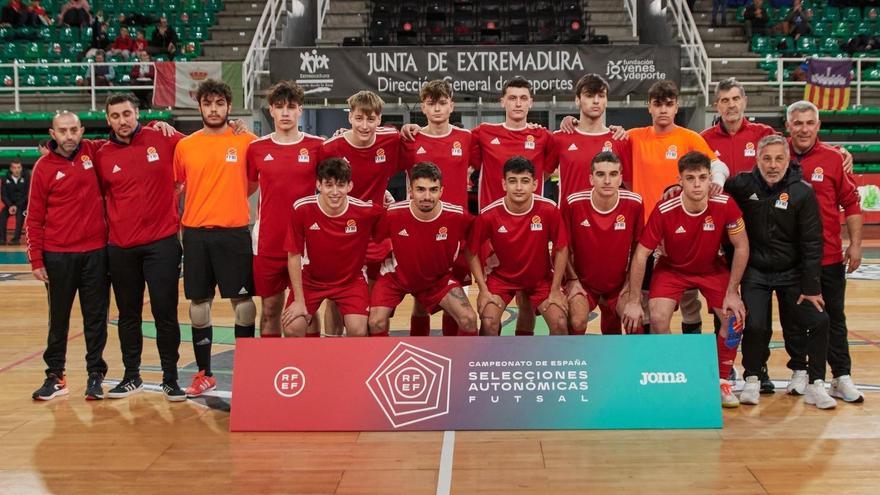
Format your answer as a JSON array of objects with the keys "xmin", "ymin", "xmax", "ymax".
[
  {"xmin": 231, "ymin": 297, "xmax": 257, "ymax": 326},
  {"xmin": 189, "ymin": 299, "xmax": 213, "ymax": 328}
]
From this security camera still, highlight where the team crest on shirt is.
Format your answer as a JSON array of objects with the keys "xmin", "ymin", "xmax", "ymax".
[
  {"xmin": 775, "ymin": 192, "xmax": 789, "ymax": 210},
  {"xmin": 665, "ymin": 145, "xmax": 678, "ymax": 160},
  {"xmin": 614, "ymin": 214, "xmax": 626, "ymax": 230},
  {"xmin": 375, "ymin": 148, "xmax": 387, "ymax": 163},
  {"xmin": 298, "ymin": 148, "xmax": 310, "ymax": 163},
  {"xmin": 602, "ymin": 141, "xmax": 613, "ymax": 152},
  {"xmin": 530, "ymin": 215, "xmax": 543, "ymax": 231},
  {"xmin": 81, "ymin": 155, "xmax": 93, "ymax": 169},
  {"xmin": 811, "ymin": 167, "xmax": 824, "ymax": 182},
  {"xmin": 703, "ymin": 215, "xmax": 715, "ymax": 231},
  {"xmin": 345, "ymin": 219, "xmax": 358, "ymax": 233},
  {"xmin": 525, "ymin": 135, "xmax": 536, "ymax": 150},
  {"xmin": 436, "ymin": 226, "xmax": 448, "ymax": 241},
  {"xmin": 452, "ymin": 141, "xmax": 463, "ymax": 156},
  {"xmin": 744, "ymin": 142, "xmax": 756, "ymax": 157},
  {"xmin": 225, "ymin": 147, "xmax": 238, "ymax": 163},
  {"xmin": 146, "ymin": 146, "xmax": 160, "ymax": 162}
]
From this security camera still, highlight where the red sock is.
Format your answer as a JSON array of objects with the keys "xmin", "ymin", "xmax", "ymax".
[
  {"xmin": 717, "ymin": 333, "xmax": 736, "ymax": 379},
  {"xmin": 370, "ymin": 329, "xmax": 389, "ymax": 337},
  {"xmin": 457, "ymin": 329, "xmax": 478, "ymax": 336},
  {"xmin": 260, "ymin": 333, "xmax": 281, "ymax": 338},
  {"xmin": 441, "ymin": 313, "xmax": 459, "ymax": 336},
  {"xmin": 410, "ymin": 315, "xmax": 431, "ymax": 336},
  {"xmin": 305, "ymin": 332, "xmax": 320, "ymax": 338}
]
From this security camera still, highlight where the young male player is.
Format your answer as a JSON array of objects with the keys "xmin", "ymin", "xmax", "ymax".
[
  {"xmin": 562, "ymin": 152, "xmax": 643, "ymax": 335},
  {"xmin": 468, "ymin": 156, "xmax": 569, "ymax": 336},
  {"xmin": 246, "ymin": 81, "xmax": 324, "ymax": 337},
  {"xmin": 173, "ymin": 79, "xmax": 258, "ymax": 397},
  {"xmin": 281, "ymin": 158, "xmax": 384, "ymax": 337},
  {"xmin": 620, "ymin": 151, "xmax": 748, "ymax": 408},
  {"xmin": 369, "ymin": 162, "xmax": 477, "ymax": 336}
]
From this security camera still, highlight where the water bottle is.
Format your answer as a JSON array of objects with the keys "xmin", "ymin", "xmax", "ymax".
[{"xmin": 725, "ymin": 315, "xmax": 744, "ymax": 349}]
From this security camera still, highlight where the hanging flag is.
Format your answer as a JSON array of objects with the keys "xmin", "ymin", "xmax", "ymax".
[{"xmin": 803, "ymin": 58, "xmax": 853, "ymax": 110}]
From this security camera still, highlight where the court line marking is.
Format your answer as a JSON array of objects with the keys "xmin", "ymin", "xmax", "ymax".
[
  {"xmin": 437, "ymin": 430, "xmax": 455, "ymax": 495},
  {"xmin": 0, "ymin": 331, "xmax": 83, "ymax": 374}
]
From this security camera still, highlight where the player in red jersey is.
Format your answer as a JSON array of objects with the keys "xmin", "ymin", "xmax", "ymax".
[
  {"xmin": 369, "ymin": 162, "xmax": 477, "ymax": 336},
  {"xmin": 621, "ymin": 151, "xmax": 749, "ymax": 408},
  {"xmin": 563, "ymin": 152, "xmax": 643, "ymax": 335},
  {"xmin": 247, "ymin": 81, "xmax": 324, "ymax": 338},
  {"xmin": 468, "ymin": 156, "xmax": 569, "ymax": 336},
  {"xmin": 281, "ymin": 158, "xmax": 383, "ymax": 337},
  {"xmin": 399, "ymin": 80, "xmax": 474, "ymax": 337},
  {"xmin": 319, "ymin": 91, "xmax": 403, "ymax": 335},
  {"xmin": 549, "ymin": 74, "xmax": 631, "ymax": 198}
]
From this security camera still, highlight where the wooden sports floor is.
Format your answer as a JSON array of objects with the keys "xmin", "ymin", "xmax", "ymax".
[{"xmin": 1, "ymin": 245, "xmax": 879, "ymax": 495}]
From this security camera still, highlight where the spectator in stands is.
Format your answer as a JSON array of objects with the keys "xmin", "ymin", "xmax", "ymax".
[
  {"xmin": 149, "ymin": 16, "xmax": 178, "ymax": 57},
  {"xmin": 58, "ymin": 0, "xmax": 91, "ymax": 27},
  {"xmin": 85, "ymin": 20, "xmax": 110, "ymax": 58},
  {"xmin": 130, "ymin": 50, "xmax": 155, "ymax": 108},
  {"xmin": 29, "ymin": 0, "xmax": 51, "ymax": 26},
  {"xmin": 744, "ymin": 0, "xmax": 771, "ymax": 39},
  {"xmin": 133, "ymin": 30, "xmax": 148, "ymax": 53},
  {"xmin": 1, "ymin": 159, "xmax": 29, "ymax": 245},
  {"xmin": 78, "ymin": 49, "xmax": 114, "ymax": 86},
  {"xmin": 2, "ymin": 0, "xmax": 40, "ymax": 27},
  {"xmin": 784, "ymin": 0, "xmax": 812, "ymax": 40},
  {"xmin": 108, "ymin": 26, "xmax": 135, "ymax": 60},
  {"xmin": 711, "ymin": 0, "xmax": 727, "ymax": 27}
]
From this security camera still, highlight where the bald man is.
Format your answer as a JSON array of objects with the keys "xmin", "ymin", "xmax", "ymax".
[{"xmin": 27, "ymin": 111, "xmax": 110, "ymax": 401}]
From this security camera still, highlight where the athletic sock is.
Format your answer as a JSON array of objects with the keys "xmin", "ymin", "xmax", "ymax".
[
  {"xmin": 681, "ymin": 321, "xmax": 702, "ymax": 334},
  {"xmin": 234, "ymin": 324, "xmax": 256, "ymax": 339},
  {"xmin": 305, "ymin": 332, "xmax": 320, "ymax": 338},
  {"xmin": 717, "ymin": 332, "xmax": 737, "ymax": 380},
  {"xmin": 192, "ymin": 326, "xmax": 213, "ymax": 376},
  {"xmin": 441, "ymin": 313, "xmax": 459, "ymax": 336},
  {"xmin": 410, "ymin": 315, "xmax": 431, "ymax": 336},
  {"xmin": 370, "ymin": 329, "xmax": 389, "ymax": 337}
]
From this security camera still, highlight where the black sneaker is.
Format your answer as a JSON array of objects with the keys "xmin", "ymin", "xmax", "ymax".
[
  {"xmin": 32, "ymin": 373, "xmax": 68, "ymax": 401},
  {"xmin": 161, "ymin": 380, "xmax": 186, "ymax": 402},
  {"xmin": 85, "ymin": 372, "xmax": 105, "ymax": 400},
  {"xmin": 107, "ymin": 375, "xmax": 143, "ymax": 398},
  {"xmin": 759, "ymin": 367, "xmax": 775, "ymax": 394}
]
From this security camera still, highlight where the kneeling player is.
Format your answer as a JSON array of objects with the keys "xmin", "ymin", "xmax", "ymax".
[
  {"xmin": 468, "ymin": 156, "xmax": 569, "ymax": 336},
  {"xmin": 281, "ymin": 158, "xmax": 383, "ymax": 337},
  {"xmin": 621, "ymin": 151, "xmax": 749, "ymax": 407},
  {"xmin": 562, "ymin": 152, "xmax": 644, "ymax": 334},
  {"xmin": 369, "ymin": 162, "xmax": 477, "ymax": 336}
]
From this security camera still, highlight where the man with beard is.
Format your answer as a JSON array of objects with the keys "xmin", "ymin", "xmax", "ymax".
[{"xmin": 173, "ymin": 79, "xmax": 258, "ymax": 398}]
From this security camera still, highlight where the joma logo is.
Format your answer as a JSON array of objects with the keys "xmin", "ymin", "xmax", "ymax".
[{"xmin": 639, "ymin": 372, "xmax": 687, "ymax": 385}]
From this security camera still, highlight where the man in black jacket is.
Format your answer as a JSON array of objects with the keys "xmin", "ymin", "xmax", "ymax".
[
  {"xmin": 724, "ymin": 134, "xmax": 835, "ymax": 409},
  {"xmin": 1, "ymin": 159, "xmax": 29, "ymax": 245}
]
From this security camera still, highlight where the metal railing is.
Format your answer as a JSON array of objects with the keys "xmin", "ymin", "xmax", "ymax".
[
  {"xmin": 668, "ymin": 0, "xmax": 710, "ymax": 102},
  {"xmin": 317, "ymin": 0, "xmax": 331, "ymax": 41},
  {"xmin": 0, "ymin": 61, "xmax": 157, "ymax": 112},
  {"xmin": 242, "ymin": 0, "xmax": 291, "ymax": 110},
  {"xmin": 707, "ymin": 57, "xmax": 880, "ymax": 107},
  {"xmin": 623, "ymin": 0, "xmax": 637, "ymax": 38}
]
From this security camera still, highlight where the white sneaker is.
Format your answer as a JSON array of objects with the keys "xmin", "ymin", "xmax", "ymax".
[
  {"xmin": 830, "ymin": 375, "xmax": 865, "ymax": 403},
  {"xmin": 787, "ymin": 370, "xmax": 808, "ymax": 395},
  {"xmin": 740, "ymin": 376, "xmax": 760, "ymax": 405},
  {"xmin": 720, "ymin": 379, "xmax": 739, "ymax": 408},
  {"xmin": 804, "ymin": 380, "xmax": 837, "ymax": 410}
]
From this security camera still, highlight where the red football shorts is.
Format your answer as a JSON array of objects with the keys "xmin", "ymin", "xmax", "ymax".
[
  {"xmin": 487, "ymin": 276, "xmax": 551, "ymax": 314},
  {"xmin": 286, "ymin": 278, "xmax": 370, "ymax": 316},
  {"xmin": 371, "ymin": 272, "xmax": 461, "ymax": 314},
  {"xmin": 648, "ymin": 263, "xmax": 730, "ymax": 310},
  {"xmin": 253, "ymin": 254, "xmax": 289, "ymax": 297}
]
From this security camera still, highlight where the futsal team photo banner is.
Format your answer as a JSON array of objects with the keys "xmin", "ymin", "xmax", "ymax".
[
  {"xmin": 268, "ymin": 45, "xmax": 681, "ymax": 100},
  {"xmin": 230, "ymin": 335, "xmax": 721, "ymax": 432}
]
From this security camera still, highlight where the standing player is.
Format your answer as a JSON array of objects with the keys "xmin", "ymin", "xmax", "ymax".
[
  {"xmin": 173, "ymin": 79, "xmax": 258, "ymax": 397},
  {"xmin": 246, "ymin": 81, "xmax": 324, "ymax": 338},
  {"xmin": 563, "ymin": 152, "xmax": 643, "ymax": 334},
  {"xmin": 400, "ymin": 79, "xmax": 473, "ymax": 336},
  {"xmin": 369, "ymin": 162, "xmax": 477, "ymax": 336},
  {"xmin": 319, "ymin": 90, "xmax": 403, "ymax": 335},
  {"xmin": 28, "ymin": 111, "xmax": 109, "ymax": 400},
  {"xmin": 621, "ymin": 152, "xmax": 749, "ymax": 408},
  {"xmin": 282, "ymin": 158, "xmax": 384, "ymax": 337},
  {"xmin": 785, "ymin": 101, "xmax": 864, "ymax": 403},
  {"xmin": 549, "ymin": 74, "xmax": 631, "ymax": 198},
  {"xmin": 95, "ymin": 93, "xmax": 185, "ymax": 401},
  {"xmin": 468, "ymin": 156, "xmax": 569, "ymax": 336}
]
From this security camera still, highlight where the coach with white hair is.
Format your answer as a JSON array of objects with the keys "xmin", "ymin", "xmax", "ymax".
[{"xmin": 724, "ymin": 134, "xmax": 834, "ymax": 409}]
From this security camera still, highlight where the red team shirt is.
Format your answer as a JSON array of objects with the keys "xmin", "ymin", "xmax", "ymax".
[
  {"xmin": 285, "ymin": 196, "xmax": 383, "ymax": 289},
  {"xmin": 470, "ymin": 123, "xmax": 552, "ymax": 209},
  {"xmin": 320, "ymin": 128, "xmax": 405, "ymax": 205},
  {"xmin": 562, "ymin": 189, "xmax": 644, "ymax": 294},
  {"xmin": 247, "ymin": 133, "xmax": 324, "ymax": 258},
  {"xmin": 95, "ymin": 127, "xmax": 182, "ymax": 248},
  {"xmin": 700, "ymin": 119, "xmax": 776, "ymax": 175},
  {"xmin": 640, "ymin": 194, "xmax": 745, "ymax": 275},
  {"xmin": 469, "ymin": 195, "xmax": 567, "ymax": 288},
  {"xmin": 375, "ymin": 201, "xmax": 471, "ymax": 290},
  {"xmin": 401, "ymin": 126, "xmax": 472, "ymax": 210},
  {"xmin": 548, "ymin": 129, "xmax": 632, "ymax": 200}
]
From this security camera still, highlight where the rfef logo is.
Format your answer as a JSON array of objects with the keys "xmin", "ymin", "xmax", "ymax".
[
  {"xmin": 366, "ymin": 342, "xmax": 452, "ymax": 428},
  {"xmin": 274, "ymin": 366, "xmax": 306, "ymax": 397}
]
